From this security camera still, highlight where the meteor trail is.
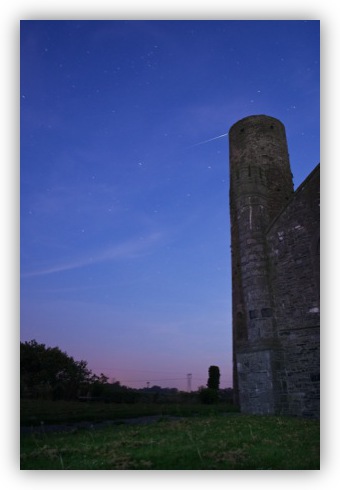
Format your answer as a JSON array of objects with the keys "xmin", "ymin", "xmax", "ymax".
[{"xmin": 186, "ymin": 132, "xmax": 229, "ymax": 149}]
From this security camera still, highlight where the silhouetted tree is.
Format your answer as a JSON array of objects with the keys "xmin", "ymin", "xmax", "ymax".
[
  {"xmin": 89, "ymin": 372, "xmax": 112, "ymax": 397},
  {"xmin": 20, "ymin": 339, "xmax": 92, "ymax": 400},
  {"xmin": 207, "ymin": 365, "xmax": 220, "ymax": 390},
  {"xmin": 198, "ymin": 387, "xmax": 219, "ymax": 404}
]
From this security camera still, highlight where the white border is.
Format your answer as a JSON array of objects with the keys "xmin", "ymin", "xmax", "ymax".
[{"xmin": 3, "ymin": 1, "xmax": 335, "ymax": 486}]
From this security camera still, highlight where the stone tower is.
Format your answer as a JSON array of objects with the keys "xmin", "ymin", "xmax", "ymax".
[{"xmin": 229, "ymin": 115, "xmax": 294, "ymax": 413}]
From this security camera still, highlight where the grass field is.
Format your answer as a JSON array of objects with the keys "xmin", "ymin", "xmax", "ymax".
[
  {"xmin": 21, "ymin": 398, "xmax": 238, "ymax": 426},
  {"xmin": 20, "ymin": 400, "xmax": 319, "ymax": 470}
]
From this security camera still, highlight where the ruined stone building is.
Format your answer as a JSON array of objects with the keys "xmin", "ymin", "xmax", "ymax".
[{"xmin": 229, "ymin": 115, "xmax": 320, "ymax": 418}]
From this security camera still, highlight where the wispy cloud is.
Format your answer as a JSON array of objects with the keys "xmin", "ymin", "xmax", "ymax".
[{"xmin": 21, "ymin": 232, "xmax": 163, "ymax": 278}]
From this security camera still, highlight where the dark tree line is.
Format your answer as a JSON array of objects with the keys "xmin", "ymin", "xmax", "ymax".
[
  {"xmin": 21, "ymin": 340, "xmax": 231, "ymax": 404},
  {"xmin": 20, "ymin": 340, "xmax": 134, "ymax": 401}
]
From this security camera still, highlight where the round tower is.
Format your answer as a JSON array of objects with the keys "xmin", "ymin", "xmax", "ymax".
[{"xmin": 229, "ymin": 115, "xmax": 294, "ymax": 413}]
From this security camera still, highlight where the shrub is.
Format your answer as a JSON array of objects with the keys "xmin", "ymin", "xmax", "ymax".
[{"xmin": 198, "ymin": 387, "xmax": 219, "ymax": 404}]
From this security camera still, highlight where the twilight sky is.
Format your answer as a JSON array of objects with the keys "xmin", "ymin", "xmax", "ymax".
[{"xmin": 20, "ymin": 20, "xmax": 320, "ymax": 391}]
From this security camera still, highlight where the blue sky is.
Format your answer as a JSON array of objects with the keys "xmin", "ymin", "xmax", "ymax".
[{"xmin": 20, "ymin": 20, "xmax": 320, "ymax": 390}]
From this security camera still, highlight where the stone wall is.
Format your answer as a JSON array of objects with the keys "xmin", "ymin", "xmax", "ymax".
[
  {"xmin": 229, "ymin": 114, "xmax": 320, "ymax": 417},
  {"xmin": 267, "ymin": 165, "xmax": 320, "ymax": 417}
]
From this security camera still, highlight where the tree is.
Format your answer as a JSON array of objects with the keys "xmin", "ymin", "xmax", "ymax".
[
  {"xmin": 198, "ymin": 387, "xmax": 219, "ymax": 404},
  {"xmin": 89, "ymin": 372, "xmax": 112, "ymax": 397},
  {"xmin": 20, "ymin": 340, "xmax": 92, "ymax": 400},
  {"xmin": 207, "ymin": 365, "xmax": 220, "ymax": 390}
]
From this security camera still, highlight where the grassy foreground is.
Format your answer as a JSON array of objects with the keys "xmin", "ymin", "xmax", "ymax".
[{"xmin": 21, "ymin": 413, "xmax": 319, "ymax": 470}]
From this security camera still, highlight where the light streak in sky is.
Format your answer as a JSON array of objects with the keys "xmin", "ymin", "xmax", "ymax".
[{"xmin": 187, "ymin": 132, "xmax": 229, "ymax": 149}]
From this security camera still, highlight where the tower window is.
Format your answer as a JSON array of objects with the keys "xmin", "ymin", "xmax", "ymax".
[
  {"xmin": 261, "ymin": 308, "xmax": 273, "ymax": 318},
  {"xmin": 249, "ymin": 309, "xmax": 259, "ymax": 319}
]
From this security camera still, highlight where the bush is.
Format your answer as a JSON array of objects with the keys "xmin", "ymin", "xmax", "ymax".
[{"xmin": 198, "ymin": 387, "xmax": 219, "ymax": 404}]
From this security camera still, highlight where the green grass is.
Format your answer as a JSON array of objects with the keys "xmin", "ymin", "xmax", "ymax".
[
  {"xmin": 21, "ymin": 414, "xmax": 320, "ymax": 470},
  {"xmin": 21, "ymin": 399, "xmax": 237, "ymax": 426}
]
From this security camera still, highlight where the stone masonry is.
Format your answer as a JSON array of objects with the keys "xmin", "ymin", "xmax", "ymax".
[{"xmin": 229, "ymin": 115, "xmax": 320, "ymax": 417}]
